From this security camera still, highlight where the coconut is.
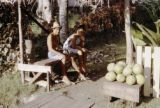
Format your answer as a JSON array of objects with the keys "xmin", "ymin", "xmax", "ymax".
[
  {"xmin": 116, "ymin": 74, "xmax": 125, "ymax": 83},
  {"xmin": 107, "ymin": 63, "xmax": 115, "ymax": 72},
  {"xmin": 133, "ymin": 64, "xmax": 143, "ymax": 74},
  {"xmin": 105, "ymin": 71, "xmax": 116, "ymax": 82},
  {"xmin": 122, "ymin": 67, "xmax": 133, "ymax": 76},
  {"xmin": 117, "ymin": 61, "xmax": 126, "ymax": 67},
  {"xmin": 136, "ymin": 74, "xmax": 145, "ymax": 85},
  {"xmin": 126, "ymin": 75, "xmax": 136, "ymax": 85},
  {"xmin": 114, "ymin": 64, "xmax": 124, "ymax": 74}
]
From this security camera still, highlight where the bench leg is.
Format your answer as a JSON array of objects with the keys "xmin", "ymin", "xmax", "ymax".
[
  {"xmin": 29, "ymin": 73, "xmax": 42, "ymax": 84},
  {"xmin": 130, "ymin": 102, "xmax": 136, "ymax": 108},
  {"xmin": 47, "ymin": 72, "xmax": 50, "ymax": 92}
]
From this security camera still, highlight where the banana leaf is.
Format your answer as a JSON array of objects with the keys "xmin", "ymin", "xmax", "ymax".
[{"xmin": 135, "ymin": 23, "xmax": 158, "ymax": 46}]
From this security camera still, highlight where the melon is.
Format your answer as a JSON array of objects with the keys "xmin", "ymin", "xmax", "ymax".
[
  {"xmin": 114, "ymin": 64, "xmax": 124, "ymax": 74},
  {"xmin": 116, "ymin": 74, "xmax": 125, "ymax": 83},
  {"xmin": 126, "ymin": 75, "xmax": 136, "ymax": 85},
  {"xmin": 105, "ymin": 72, "xmax": 116, "ymax": 82},
  {"xmin": 126, "ymin": 64, "xmax": 134, "ymax": 69},
  {"xmin": 122, "ymin": 67, "xmax": 132, "ymax": 76},
  {"xmin": 133, "ymin": 64, "xmax": 143, "ymax": 74},
  {"xmin": 107, "ymin": 63, "xmax": 115, "ymax": 72},
  {"xmin": 136, "ymin": 74, "xmax": 145, "ymax": 85},
  {"xmin": 117, "ymin": 61, "xmax": 126, "ymax": 67}
]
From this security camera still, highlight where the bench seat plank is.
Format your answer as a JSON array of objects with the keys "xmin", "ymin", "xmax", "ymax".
[{"xmin": 34, "ymin": 59, "xmax": 60, "ymax": 66}]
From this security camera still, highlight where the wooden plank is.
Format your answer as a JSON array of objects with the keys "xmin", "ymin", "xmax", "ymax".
[
  {"xmin": 136, "ymin": 46, "xmax": 143, "ymax": 65},
  {"xmin": 103, "ymin": 81, "xmax": 141, "ymax": 102},
  {"xmin": 35, "ymin": 81, "xmax": 48, "ymax": 88},
  {"xmin": 143, "ymin": 47, "xmax": 152, "ymax": 96},
  {"xmin": 34, "ymin": 59, "xmax": 59, "ymax": 66},
  {"xmin": 29, "ymin": 73, "xmax": 43, "ymax": 84},
  {"xmin": 47, "ymin": 72, "xmax": 50, "ymax": 92},
  {"xmin": 42, "ymin": 95, "xmax": 94, "ymax": 108},
  {"xmin": 17, "ymin": 63, "xmax": 51, "ymax": 73},
  {"xmin": 18, "ymin": 0, "xmax": 24, "ymax": 84},
  {"xmin": 25, "ymin": 77, "xmax": 32, "ymax": 82},
  {"xmin": 153, "ymin": 47, "xmax": 160, "ymax": 98}
]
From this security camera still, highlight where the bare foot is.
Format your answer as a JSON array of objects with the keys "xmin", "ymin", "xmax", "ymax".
[
  {"xmin": 62, "ymin": 76, "xmax": 71, "ymax": 85},
  {"xmin": 82, "ymin": 67, "xmax": 87, "ymax": 73},
  {"xmin": 79, "ymin": 74, "xmax": 87, "ymax": 81}
]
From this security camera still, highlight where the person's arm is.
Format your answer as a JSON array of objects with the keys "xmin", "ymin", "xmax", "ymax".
[
  {"xmin": 70, "ymin": 37, "xmax": 83, "ymax": 55},
  {"xmin": 47, "ymin": 35, "xmax": 64, "ymax": 56},
  {"xmin": 80, "ymin": 36, "xmax": 85, "ymax": 47},
  {"xmin": 70, "ymin": 36, "xmax": 82, "ymax": 50}
]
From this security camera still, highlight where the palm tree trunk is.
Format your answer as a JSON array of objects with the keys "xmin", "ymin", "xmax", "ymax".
[
  {"xmin": 59, "ymin": 0, "xmax": 68, "ymax": 44},
  {"xmin": 18, "ymin": 0, "xmax": 24, "ymax": 84},
  {"xmin": 125, "ymin": 0, "xmax": 133, "ymax": 64}
]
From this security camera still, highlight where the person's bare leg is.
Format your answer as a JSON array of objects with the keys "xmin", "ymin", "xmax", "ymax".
[
  {"xmin": 71, "ymin": 57, "xmax": 86, "ymax": 81},
  {"xmin": 71, "ymin": 57, "xmax": 80, "ymax": 73},
  {"xmin": 82, "ymin": 51, "xmax": 87, "ymax": 73},
  {"xmin": 61, "ymin": 55, "xmax": 71, "ymax": 85}
]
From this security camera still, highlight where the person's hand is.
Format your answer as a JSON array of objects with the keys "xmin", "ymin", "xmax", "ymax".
[
  {"xmin": 77, "ymin": 50, "xmax": 83, "ymax": 56},
  {"xmin": 81, "ymin": 48, "xmax": 87, "ymax": 52}
]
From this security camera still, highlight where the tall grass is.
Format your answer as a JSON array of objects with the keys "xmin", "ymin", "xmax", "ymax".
[{"xmin": 0, "ymin": 72, "xmax": 37, "ymax": 107}]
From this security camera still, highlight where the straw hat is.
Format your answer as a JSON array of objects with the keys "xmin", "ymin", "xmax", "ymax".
[{"xmin": 51, "ymin": 21, "xmax": 61, "ymax": 29}]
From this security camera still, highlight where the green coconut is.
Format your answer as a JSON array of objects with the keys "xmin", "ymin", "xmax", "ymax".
[
  {"xmin": 122, "ymin": 67, "xmax": 133, "ymax": 76},
  {"xmin": 107, "ymin": 63, "xmax": 115, "ymax": 72},
  {"xmin": 114, "ymin": 64, "xmax": 124, "ymax": 74},
  {"xmin": 116, "ymin": 74, "xmax": 125, "ymax": 83},
  {"xmin": 133, "ymin": 64, "xmax": 143, "ymax": 74},
  {"xmin": 136, "ymin": 74, "xmax": 145, "ymax": 85},
  {"xmin": 126, "ymin": 75, "xmax": 136, "ymax": 85},
  {"xmin": 105, "ymin": 72, "xmax": 116, "ymax": 82},
  {"xmin": 117, "ymin": 61, "xmax": 126, "ymax": 67}
]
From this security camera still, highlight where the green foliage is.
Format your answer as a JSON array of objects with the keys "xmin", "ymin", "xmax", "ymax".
[
  {"xmin": 0, "ymin": 72, "xmax": 37, "ymax": 107},
  {"xmin": 140, "ymin": 0, "xmax": 160, "ymax": 22},
  {"xmin": 131, "ymin": 19, "xmax": 160, "ymax": 46},
  {"xmin": 29, "ymin": 22, "xmax": 42, "ymax": 37},
  {"xmin": 68, "ymin": 14, "xmax": 80, "ymax": 29}
]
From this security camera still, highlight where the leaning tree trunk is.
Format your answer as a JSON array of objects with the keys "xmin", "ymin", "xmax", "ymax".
[
  {"xmin": 59, "ymin": 0, "xmax": 68, "ymax": 44},
  {"xmin": 36, "ymin": 0, "xmax": 52, "ymax": 23},
  {"xmin": 18, "ymin": 0, "xmax": 24, "ymax": 84},
  {"xmin": 125, "ymin": 0, "xmax": 133, "ymax": 64}
]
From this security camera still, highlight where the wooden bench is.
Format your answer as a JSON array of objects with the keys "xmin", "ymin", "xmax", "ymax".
[{"xmin": 17, "ymin": 59, "xmax": 60, "ymax": 91}]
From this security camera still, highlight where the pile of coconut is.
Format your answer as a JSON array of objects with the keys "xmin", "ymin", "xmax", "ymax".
[{"xmin": 105, "ymin": 61, "xmax": 145, "ymax": 85}]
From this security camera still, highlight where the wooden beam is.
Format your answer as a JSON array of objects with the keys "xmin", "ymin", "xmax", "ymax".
[
  {"xmin": 29, "ymin": 73, "xmax": 43, "ymax": 84},
  {"xmin": 136, "ymin": 46, "xmax": 143, "ymax": 65},
  {"xmin": 17, "ymin": 63, "xmax": 51, "ymax": 73},
  {"xmin": 153, "ymin": 47, "xmax": 160, "ymax": 98},
  {"xmin": 125, "ymin": 0, "xmax": 133, "ymax": 64},
  {"xmin": 103, "ymin": 81, "xmax": 141, "ymax": 103},
  {"xmin": 143, "ymin": 47, "xmax": 152, "ymax": 96},
  {"xmin": 21, "ymin": 7, "xmax": 50, "ymax": 34},
  {"xmin": 18, "ymin": 0, "xmax": 24, "ymax": 84}
]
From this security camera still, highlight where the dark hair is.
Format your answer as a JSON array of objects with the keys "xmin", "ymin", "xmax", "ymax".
[{"xmin": 77, "ymin": 24, "xmax": 85, "ymax": 31}]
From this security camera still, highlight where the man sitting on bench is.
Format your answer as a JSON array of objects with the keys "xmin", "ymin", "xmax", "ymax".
[
  {"xmin": 63, "ymin": 24, "xmax": 87, "ymax": 81},
  {"xmin": 47, "ymin": 21, "xmax": 72, "ymax": 85}
]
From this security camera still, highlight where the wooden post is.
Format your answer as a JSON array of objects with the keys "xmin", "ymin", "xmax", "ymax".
[
  {"xmin": 47, "ymin": 72, "xmax": 50, "ymax": 92},
  {"xmin": 144, "ymin": 47, "xmax": 152, "ymax": 96},
  {"xmin": 153, "ymin": 47, "xmax": 160, "ymax": 98},
  {"xmin": 136, "ymin": 46, "xmax": 143, "ymax": 65},
  {"xmin": 125, "ymin": 0, "xmax": 133, "ymax": 64},
  {"xmin": 18, "ymin": 0, "xmax": 24, "ymax": 84},
  {"xmin": 59, "ymin": 0, "xmax": 68, "ymax": 43},
  {"xmin": 107, "ymin": 0, "xmax": 110, "ymax": 8}
]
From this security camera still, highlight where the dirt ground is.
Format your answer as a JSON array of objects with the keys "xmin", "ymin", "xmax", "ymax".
[{"xmin": 22, "ymin": 77, "xmax": 160, "ymax": 108}]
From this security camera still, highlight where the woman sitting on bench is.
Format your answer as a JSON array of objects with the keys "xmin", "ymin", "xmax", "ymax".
[
  {"xmin": 47, "ymin": 21, "xmax": 72, "ymax": 85},
  {"xmin": 63, "ymin": 24, "xmax": 87, "ymax": 81}
]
